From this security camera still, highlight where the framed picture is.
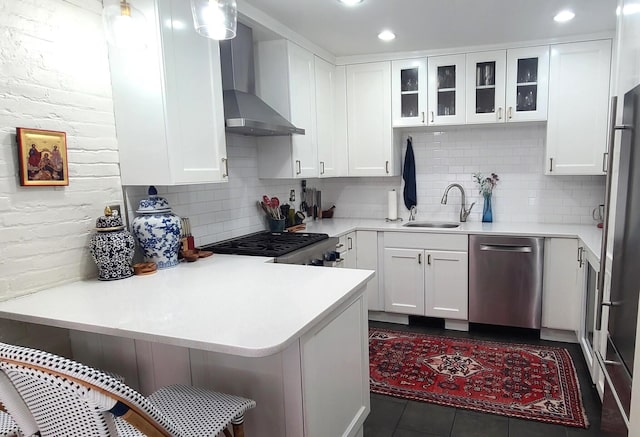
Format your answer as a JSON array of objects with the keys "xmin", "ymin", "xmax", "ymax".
[{"xmin": 17, "ymin": 128, "xmax": 69, "ymax": 186}]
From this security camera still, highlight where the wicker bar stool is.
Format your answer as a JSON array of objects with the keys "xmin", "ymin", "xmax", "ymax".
[
  {"xmin": 0, "ymin": 370, "xmax": 39, "ymax": 437},
  {"xmin": 0, "ymin": 342, "xmax": 255, "ymax": 437},
  {"xmin": 0, "ymin": 409, "xmax": 20, "ymax": 437}
]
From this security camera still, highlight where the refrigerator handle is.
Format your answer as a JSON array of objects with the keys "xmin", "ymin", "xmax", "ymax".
[
  {"xmin": 597, "ymin": 96, "xmax": 618, "ymax": 330},
  {"xmin": 596, "ymin": 96, "xmax": 634, "ymax": 331}
]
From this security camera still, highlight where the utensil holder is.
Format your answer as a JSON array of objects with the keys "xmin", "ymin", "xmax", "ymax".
[{"xmin": 269, "ymin": 218, "xmax": 286, "ymax": 232}]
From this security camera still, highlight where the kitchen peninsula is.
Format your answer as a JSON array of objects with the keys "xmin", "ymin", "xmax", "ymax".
[{"xmin": 0, "ymin": 255, "xmax": 374, "ymax": 437}]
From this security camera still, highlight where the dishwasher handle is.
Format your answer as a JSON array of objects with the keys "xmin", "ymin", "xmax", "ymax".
[{"xmin": 479, "ymin": 244, "xmax": 533, "ymax": 253}]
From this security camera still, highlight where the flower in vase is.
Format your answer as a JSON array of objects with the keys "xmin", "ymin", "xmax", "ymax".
[{"xmin": 473, "ymin": 172, "xmax": 499, "ymax": 196}]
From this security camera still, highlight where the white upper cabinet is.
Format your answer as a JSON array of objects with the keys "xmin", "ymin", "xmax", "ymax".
[
  {"xmin": 466, "ymin": 47, "xmax": 549, "ymax": 124},
  {"xmin": 109, "ymin": 0, "xmax": 227, "ymax": 186},
  {"xmin": 545, "ymin": 40, "xmax": 612, "ymax": 175},
  {"xmin": 466, "ymin": 50, "xmax": 507, "ymax": 124},
  {"xmin": 505, "ymin": 46, "xmax": 550, "ymax": 122},
  {"xmin": 392, "ymin": 59, "xmax": 427, "ymax": 127},
  {"xmin": 315, "ymin": 57, "xmax": 348, "ymax": 177},
  {"xmin": 427, "ymin": 54, "xmax": 466, "ymax": 125},
  {"xmin": 347, "ymin": 62, "xmax": 398, "ymax": 176},
  {"xmin": 256, "ymin": 40, "xmax": 318, "ymax": 178}
]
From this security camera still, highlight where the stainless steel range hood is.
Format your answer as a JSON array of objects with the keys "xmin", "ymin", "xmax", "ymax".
[{"xmin": 219, "ymin": 23, "xmax": 305, "ymax": 136}]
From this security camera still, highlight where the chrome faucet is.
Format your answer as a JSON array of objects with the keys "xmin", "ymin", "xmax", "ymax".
[
  {"xmin": 441, "ymin": 184, "xmax": 475, "ymax": 222},
  {"xmin": 409, "ymin": 206, "xmax": 417, "ymax": 221}
]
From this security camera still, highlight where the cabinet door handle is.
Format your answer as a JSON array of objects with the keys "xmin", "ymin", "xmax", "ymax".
[
  {"xmin": 418, "ymin": 253, "xmax": 422, "ymax": 264},
  {"xmin": 427, "ymin": 254, "xmax": 431, "ymax": 265},
  {"xmin": 320, "ymin": 161, "xmax": 325, "ymax": 175},
  {"xmin": 222, "ymin": 158, "xmax": 229, "ymax": 178},
  {"xmin": 385, "ymin": 161, "xmax": 390, "ymax": 174},
  {"xmin": 296, "ymin": 160, "xmax": 301, "ymax": 175},
  {"xmin": 430, "ymin": 111, "xmax": 434, "ymax": 123},
  {"xmin": 421, "ymin": 111, "xmax": 425, "ymax": 124},
  {"xmin": 508, "ymin": 106, "xmax": 513, "ymax": 120},
  {"xmin": 497, "ymin": 107, "xmax": 503, "ymax": 120},
  {"xmin": 602, "ymin": 152, "xmax": 608, "ymax": 174},
  {"xmin": 347, "ymin": 236, "xmax": 352, "ymax": 250},
  {"xmin": 577, "ymin": 246, "xmax": 584, "ymax": 267},
  {"xmin": 549, "ymin": 157, "xmax": 553, "ymax": 173}
]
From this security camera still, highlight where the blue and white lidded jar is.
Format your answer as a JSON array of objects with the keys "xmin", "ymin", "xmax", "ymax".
[
  {"xmin": 89, "ymin": 206, "xmax": 136, "ymax": 281},
  {"xmin": 131, "ymin": 186, "xmax": 182, "ymax": 269}
]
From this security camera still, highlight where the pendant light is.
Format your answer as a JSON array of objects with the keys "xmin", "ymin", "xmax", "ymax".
[
  {"xmin": 191, "ymin": 0, "xmax": 237, "ymax": 40},
  {"xmin": 102, "ymin": 0, "xmax": 148, "ymax": 49}
]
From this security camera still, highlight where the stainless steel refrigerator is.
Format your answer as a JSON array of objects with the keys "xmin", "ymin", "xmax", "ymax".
[{"xmin": 598, "ymin": 84, "xmax": 640, "ymax": 436}]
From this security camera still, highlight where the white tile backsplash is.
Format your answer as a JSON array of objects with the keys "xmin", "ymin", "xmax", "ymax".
[
  {"xmin": 125, "ymin": 124, "xmax": 605, "ymax": 248},
  {"xmin": 124, "ymin": 134, "xmax": 300, "ymax": 246},
  {"xmin": 319, "ymin": 124, "xmax": 605, "ymax": 225}
]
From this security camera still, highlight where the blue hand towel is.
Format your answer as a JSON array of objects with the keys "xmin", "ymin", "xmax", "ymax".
[{"xmin": 403, "ymin": 137, "xmax": 417, "ymax": 210}]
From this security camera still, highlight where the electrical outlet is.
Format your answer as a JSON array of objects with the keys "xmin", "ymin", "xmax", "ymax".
[{"xmin": 289, "ymin": 189, "xmax": 296, "ymax": 202}]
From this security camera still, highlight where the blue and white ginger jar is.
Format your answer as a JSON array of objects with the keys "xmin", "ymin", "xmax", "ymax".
[
  {"xmin": 89, "ymin": 206, "xmax": 136, "ymax": 281},
  {"xmin": 131, "ymin": 186, "xmax": 182, "ymax": 269}
]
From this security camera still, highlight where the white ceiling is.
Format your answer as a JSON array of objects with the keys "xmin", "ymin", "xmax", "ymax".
[{"xmin": 241, "ymin": 0, "xmax": 618, "ymax": 57}]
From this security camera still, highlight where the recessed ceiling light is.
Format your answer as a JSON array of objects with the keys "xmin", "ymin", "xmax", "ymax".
[
  {"xmin": 554, "ymin": 10, "xmax": 575, "ymax": 22},
  {"xmin": 378, "ymin": 30, "xmax": 396, "ymax": 41},
  {"xmin": 338, "ymin": 0, "xmax": 363, "ymax": 6}
]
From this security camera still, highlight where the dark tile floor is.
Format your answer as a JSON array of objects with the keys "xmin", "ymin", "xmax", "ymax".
[{"xmin": 364, "ymin": 319, "xmax": 603, "ymax": 437}]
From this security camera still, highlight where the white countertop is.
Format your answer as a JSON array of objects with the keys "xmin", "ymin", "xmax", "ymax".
[
  {"xmin": 0, "ymin": 255, "xmax": 373, "ymax": 358},
  {"xmin": 0, "ymin": 218, "xmax": 601, "ymax": 359},
  {"xmin": 303, "ymin": 218, "xmax": 603, "ymax": 260}
]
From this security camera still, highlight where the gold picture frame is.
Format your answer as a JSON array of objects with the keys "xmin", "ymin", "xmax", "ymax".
[{"xmin": 17, "ymin": 128, "xmax": 69, "ymax": 186}]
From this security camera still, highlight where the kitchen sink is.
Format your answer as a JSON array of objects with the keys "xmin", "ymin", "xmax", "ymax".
[{"xmin": 402, "ymin": 222, "xmax": 460, "ymax": 228}]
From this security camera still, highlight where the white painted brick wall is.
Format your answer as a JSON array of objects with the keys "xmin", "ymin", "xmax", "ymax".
[
  {"xmin": 0, "ymin": 0, "xmax": 123, "ymax": 301},
  {"xmin": 318, "ymin": 124, "xmax": 606, "ymax": 225}
]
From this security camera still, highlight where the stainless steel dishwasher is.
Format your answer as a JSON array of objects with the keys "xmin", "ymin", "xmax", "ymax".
[{"xmin": 469, "ymin": 235, "xmax": 544, "ymax": 329}]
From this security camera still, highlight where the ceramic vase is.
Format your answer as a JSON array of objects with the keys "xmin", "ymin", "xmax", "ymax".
[
  {"xmin": 131, "ymin": 186, "xmax": 182, "ymax": 269},
  {"xmin": 89, "ymin": 206, "xmax": 136, "ymax": 281},
  {"xmin": 482, "ymin": 193, "xmax": 493, "ymax": 223}
]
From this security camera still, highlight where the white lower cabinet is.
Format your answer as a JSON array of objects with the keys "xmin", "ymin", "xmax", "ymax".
[
  {"xmin": 356, "ymin": 231, "xmax": 382, "ymax": 311},
  {"xmin": 337, "ymin": 232, "xmax": 357, "ymax": 269},
  {"xmin": 384, "ymin": 248, "xmax": 425, "ymax": 315},
  {"xmin": 382, "ymin": 233, "xmax": 468, "ymax": 320},
  {"xmin": 70, "ymin": 292, "xmax": 370, "ymax": 437},
  {"xmin": 542, "ymin": 238, "xmax": 582, "ymax": 332},
  {"xmin": 425, "ymin": 250, "xmax": 468, "ymax": 319}
]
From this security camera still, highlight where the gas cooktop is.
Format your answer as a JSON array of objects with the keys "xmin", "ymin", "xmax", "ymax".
[{"xmin": 200, "ymin": 231, "xmax": 330, "ymax": 258}]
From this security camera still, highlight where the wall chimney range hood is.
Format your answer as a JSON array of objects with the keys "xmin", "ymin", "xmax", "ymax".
[{"xmin": 219, "ymin": 23, "xmax": 304, "ymax": 136}]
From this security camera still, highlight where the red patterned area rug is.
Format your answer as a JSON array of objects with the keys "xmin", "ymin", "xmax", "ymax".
[{"xmin": 369, "ymin": 328, "xmax": 589, "ymax": 428}]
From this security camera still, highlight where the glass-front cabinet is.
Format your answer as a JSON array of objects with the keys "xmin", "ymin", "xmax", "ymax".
[
  {"xmin": 505, "ymin": 46, "xmax": 549, "ymax": 122},
  {"xmin": 427, "ymin": 54, "xmax": 465, "ymax": 125},
  {"xmin": 391, "ymin": 59, "xmax": 427, "ymax": 127},
  {"xmin": 465, "ymin": 50, "xmax": 506, "ymax": 123}
]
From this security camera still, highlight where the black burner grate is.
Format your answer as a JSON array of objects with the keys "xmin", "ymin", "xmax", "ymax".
[{"xmin": 200, "ymin": 231, "xmax": 329, "ymax": 257}]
